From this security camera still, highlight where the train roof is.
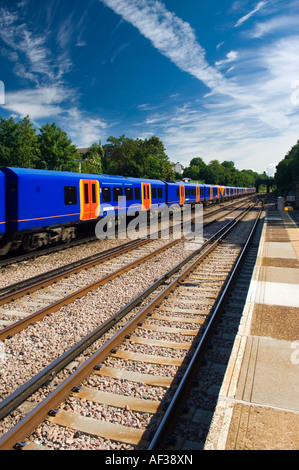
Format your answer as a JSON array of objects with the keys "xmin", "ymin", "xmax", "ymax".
[{"xmin": 0, "ymin": 167, "xmax": 164, "ymax": 185}]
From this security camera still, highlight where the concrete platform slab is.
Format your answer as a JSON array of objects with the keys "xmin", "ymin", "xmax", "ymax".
[
  {"xmin": 256, "ymin": 266, "xmax": 299, "ymax": 283},
  {"xmin": 247, "ymin": 280, "xmax": 299, "ymax": 307},
  {"xmin": 236, "ymin": 336, "xmax": 299, "ymax": 411},
  {"xmin": 204, "ymin": 206, "xmax": 299, "ymax": 451},
  {"xmin": 262, "ymin": 242, "xmax": 297, "ymax": 259},
  {"xmin": 261, "ymin": 257, "xmax": 299, "ymax": 268},
  {"xmin": 225, "ymin": 403, "xmax": 299, "ymax": 450}
]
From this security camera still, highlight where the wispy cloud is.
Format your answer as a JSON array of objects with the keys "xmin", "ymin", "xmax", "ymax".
[
  {"xmin": 100, "ymin": 0, "xmax": 297, "ymax": 134},
  {"xmin": 61, "ymin": 108, "xmax": 109, "ymax": 147},
  {"xmin": 100, "ymin": 0, "xmax": 226, "ymax": 92},
  {"xmin": 215, "ymin": 50, "xmax": 238, "ymax": 69},
  {"xmin": 0, "ymin": 7, "xmax": 69, "ymax": 84},
  {"xmin": 0, "ymin": 5, "xmax": 107, "ymax": 146},
  {"xmin": 248, "ymin": 14, "xmax": 299, "ymax": 38},
  {"xmin": 234, "ymin": 1, "xmax": 268, "ymax": 28},
  {"xmin": 4, "ymin": 87, "xmax": 67, "ymax": 119},
  {"xmin": 132, "ymin": 20, "xmax": 299, "ymax": 173}
]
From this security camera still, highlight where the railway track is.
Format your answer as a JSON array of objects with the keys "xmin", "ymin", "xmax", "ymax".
[
  {"xmin": 0, "ymin": 194, "xmax": 257, "ymax": 269},
  {"xmin": 0, "ymin": 198, "xmax": 254, "ymax": 341},
  {"xmin": 0, "ymin": 202, "xmax": 263, "ymax": 450}
]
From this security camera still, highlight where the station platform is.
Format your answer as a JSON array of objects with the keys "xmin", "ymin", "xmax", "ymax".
[{"xmin": 205, "ymin": 206, "xmax": 299, "ymax": 450}]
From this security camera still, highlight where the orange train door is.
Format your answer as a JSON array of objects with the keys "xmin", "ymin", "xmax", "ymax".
[
  {"xmin": 80, "ymin": 179, "xmax": 100, "ymax": 220},
  {"xmin": 141, "ymin": 182, "xmax": 151, "ymax": 210},
  {"xmin": 218, "ymin": 186, "xmax": 225, "ymax": 198},
  {"xmin": 180, "ymin": 185, "xmax": 185, "ymax": 205},
  {"xmin": 196, "ymin": 186, "xmax": 200, "ymax": 202}
]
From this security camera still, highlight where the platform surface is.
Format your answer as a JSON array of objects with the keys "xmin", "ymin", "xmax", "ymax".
[{"xmin": 205, "ymin": 206, "xmax": 299, "ymax": 450}]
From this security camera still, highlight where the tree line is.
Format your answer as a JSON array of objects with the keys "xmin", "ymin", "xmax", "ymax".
[
  {"xmin": 274, "ymin": 139, "xmax": 299, "ymax": 195},
  {"xmin": 0, "ymin": 114, "xmax": 270, "ymax": 188},
  {"xmin": 179, "ymin": 157, "xmax": 270, "ymax": 189}
]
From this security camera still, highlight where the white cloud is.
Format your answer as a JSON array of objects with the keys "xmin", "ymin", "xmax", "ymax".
[
  {"xmin": 234, "ymin": 1, "xmax": 268, "ymax": 28},
  {"xmin": 101, "ymin": 0, "xmax": 298, "ymax": 136},
  {"xmin": 248, "ymin": 14, "xmax": 299, "ymax": 38},
  {"xmin": 3, "ymin": 87, "xmax": 67, "ymax": 120},
  {"xmin": 155, "ymin": 102, "xmax": 297, "ymax": 173},
  {"xmin": 133, "ymin": 30, "xmax": 299, "ymax": 173},
  {"xmin": 266, "ymin": 163, "xmax": 278, "ymax": 177},
  {"xmin": 100, "ymin": 0, "xmax": 227, "ymax": 92},
  {"xmin": 0, "ymin": 6, "xmax": 108, "ymax": 148},
  {"xmin": 62, "ymin": 107, "xmax": 108, "ymax": 147},
  {"xmin": 3, "ymin": 87, "xmax": 108, "ymax": 147},
  {"xmin": 215, "ymin": 50, "xmax": 238, "ymax": 68},
  {"xmin": 0, "ymin": 7, "xmax": 71, "ymax": 84}
]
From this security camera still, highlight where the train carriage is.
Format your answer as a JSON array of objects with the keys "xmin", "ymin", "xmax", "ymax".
[
  {"xmin": 0, "ymin": 171, "xmax": 5, "ymax": 237},
  {"xmin": 165, "ymin": 181, "xmax": 185, "ymax": 206},
  {"xmin": 2, "ymin": 167, "xmax": 82, "ymax": 233},
  {"xmin": 98, "ymin": 175, "xmax": 165, "ymax": 214},
  {"xmin": 0, "ymin": 167, "xmax": 256, "ymax": 255},
  {"xmin": 205, "ymin": 184, "xmax": 219, "ymax": 202},
  {"xmin": 181, "ymin": 182, "xmax": 197, "ymax": 205},
  {"xmin": 2, "ymin": 167, "xmax": 168, "ymax": 226}
]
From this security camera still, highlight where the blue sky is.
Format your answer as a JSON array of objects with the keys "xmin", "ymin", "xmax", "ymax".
[{"xmin": 0, "ymin": 0, "xmax": 299, "ymax": 176}]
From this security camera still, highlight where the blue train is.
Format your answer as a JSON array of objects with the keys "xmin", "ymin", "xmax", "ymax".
[{"xmin": 0, "ymin": 167, "xmax": 255, "ymax": 255}]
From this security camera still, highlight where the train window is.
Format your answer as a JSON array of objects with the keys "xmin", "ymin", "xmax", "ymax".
[
  {"xmin": 135, "ymin": 187, "xmax": 141, "ymax": 200},
  {"xmin": 125, "ymin": 187, "xmax": 133, "ymax": 201},
  {"xmin": 84, "ymin": 183, "xmax": 89, "ymax": 203},
  {"xmin": 200, "ymin": 188, "xmax": 204, "ymax": 196},
  {"xmin": 113, "ymin": 186, "xmax": 123, "ymax": 202},
  {"xmin": 92, "ymin": 184, "xmax": 96, "ymax": 204},
  {"xmin": 64, "ymin": 186, "xmax": 77, "ymax": 205},
  {"xmin": 102, "ymin": 187, "xmax": 111, "ymax": 203},
  {"xmin": 158, "ymin": 188, "xmax": 163, "ymax": 198},
  {"xmin": 152, "ymin": 187, "xmax": 157, "ymax": 199},
  {"xmin": 10, "ymin": 182, "xmax": 17, "ymax": 193},
  {"xmin": 176, "ymin": 188, "xmax": 179, "ymax": 197}
]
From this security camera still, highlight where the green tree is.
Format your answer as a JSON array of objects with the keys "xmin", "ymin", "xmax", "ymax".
[
  {"xmin": 141, "ymin": 136, "xmax": 174, "ymax": 179},
  {"xmin": 81, "ymin": 142, "xmax": 103, "ymax": 174},
  {"xmin": 103, "ymin": 135, "xmax": 139, "ymax": 176},
  {"xmin": 103, "ymin": 134, "xmax": 174, "ymax": 180},
  {"xmin": 274, "ymin": 142, "xmax": 299, "ymax": 195},
  {"xmin": 203, "ymin": 160, "xmax": 226, "ymax": 185},
  {"xmin": 37, "ymin": 123, "xmax": 78, "ymax": 171},
  {"xmin": 183, "ymin": 157, "xmax": 206, "ymax": 181},
  {"xmin": 0, "ymin": 115, "xmax": 40, "ymax": 168}
]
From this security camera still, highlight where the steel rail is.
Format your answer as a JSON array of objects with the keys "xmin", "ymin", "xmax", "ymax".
[
  {"xmin": 0, "ymin": 236, "xmax": 97, "ymax": 269},
  {"xmin": 0, "ymin": 194, "xmax": 256, "ymax": 268},
  {"xmin": 0, "ymin": 201, "xmax": 202, "ymax": 299},
  {"xmin": 0, "ymin": 202, "xmax": 251, "ymax": 340},
  {"xmin": 0, "ymin": 206, "xmax": 252, "ymax": 421},
  {"xmin": 0, "ymin": 237, "xmax": 151, "ymax": 303},
  {"xmin": 147, "ymin": 205, "xmax": 263, "ymax": 449},
  {"xmin": 0, "ymin": 238, "xmax": 181, "ymax": 342},
  {"xmin": 0, "ymin": 204, "xmax": 257, "ymax": 450}
]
